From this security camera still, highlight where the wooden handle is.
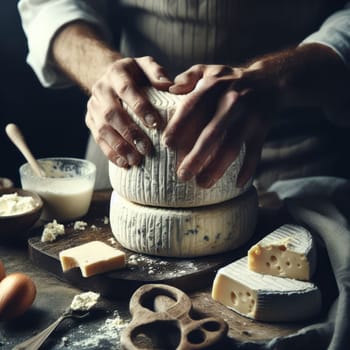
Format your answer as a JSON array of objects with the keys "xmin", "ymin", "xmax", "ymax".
[
  {"xmin": 122, "ymin": 284, "xmax": 228, "ymax": 350},
  {"xmin": 5, "ymin": 123, "xmax": 44, "ymax": 177}
]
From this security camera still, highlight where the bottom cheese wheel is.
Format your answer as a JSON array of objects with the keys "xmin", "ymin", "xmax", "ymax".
[{"xmin": 109, "ymin": 186, "xmax": 258, "ymax": 257}]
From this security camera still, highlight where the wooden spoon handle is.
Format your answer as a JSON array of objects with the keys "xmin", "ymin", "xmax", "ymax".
[{"xmin": 5, "ymin": 123, "xmax": 44, "ymax": 177}]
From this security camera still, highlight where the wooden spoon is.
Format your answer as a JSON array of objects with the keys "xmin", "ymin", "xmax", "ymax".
[{"xmin": 5, "ymin": 123, "xmax": 45, "ymax": 177}]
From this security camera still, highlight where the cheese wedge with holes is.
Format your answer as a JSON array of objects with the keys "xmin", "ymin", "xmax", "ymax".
[
  {"xmin": 247, "ymin": 224, "xmax": 316, "ymax": 281},
  {"xmin": 59, "ymin": 241, "xmax": 126, "ymax": 277},
  {"xmin": 109, "ymin": 87, "xmax": 250, "ymax": 207},
  {"xmin": 212, "ymin": 257, "xmax": 321, "ymax": 322},
  {"xmin": 110, "ymin": 187, "xmax": 258, "ymax": 257}
]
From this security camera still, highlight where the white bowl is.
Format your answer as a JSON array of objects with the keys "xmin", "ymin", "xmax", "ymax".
[
  {"xmin": 20, "ymin": 158, "xmax": 96, "ymax": 222},
  {"xmin": 0, "ymin": 188, "xmax": 43, "ymax": 243}
]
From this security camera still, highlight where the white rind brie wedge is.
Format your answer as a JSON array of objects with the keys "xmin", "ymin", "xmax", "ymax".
[
  {"xmin": 247, "ymin": 224, "xmax": 316, "ymax": 281},
  {"xmin": 109, "ymin": 87, "xmax": 250, "ymax": 207},
  {"xmin": 109, "ymin": 186, "xmax": 258, "ymax": 257},
  {"xmin": 212, "ymin": 257, "xmax": 321, "ymax": 322}
]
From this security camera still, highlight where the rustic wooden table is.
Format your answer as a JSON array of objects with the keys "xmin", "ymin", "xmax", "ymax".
[{"xmin": 0, "ymin": 191, "xmax": 337, "ymax": 350}]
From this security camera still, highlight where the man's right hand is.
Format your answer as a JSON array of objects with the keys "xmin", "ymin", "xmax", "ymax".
[
  {"xmin": 85, "ymin": 56, "xmax": 172, "ymax": 168},
  {"xmin": 51, "ymin": 22, "xmax": 172, "ymax": 168}
]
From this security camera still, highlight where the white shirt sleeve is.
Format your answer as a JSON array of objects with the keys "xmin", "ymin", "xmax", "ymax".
[
  {"xmin": 18, "ymin": 0, "xmax": 112, "ymax": 88},
  {"xmin": 302, "ymin": 2, "xmax": 350, "ymax": 68}
]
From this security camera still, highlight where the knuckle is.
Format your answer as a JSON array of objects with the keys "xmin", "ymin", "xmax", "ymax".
[
  {"xmin": 86, "ymin": 97, "xmax": 94, "ymax": 111},
  {"xmin": 140, "ymin": 55, "xmax": 154, "ymax": 63},
  {"xmin": 117, "ymin": 80, "xmax": 134, "ymax": 97},
  {"xmin": 119, "ymin": 126, "xmax": 138, "ymax": 142},
  {"xmin": 192, "ymin": 64, "xmax": 205, "ymax": 72},
  {"xmin": 101, "ymin": 106, "xmax": 116, "ymax": 123},
  {"xmin": 130, "ymin": 98, "xmax": 148, "ymax": 115},
  {"xmin": 116, "ymin": 57, "xmax": 134, "ymax": 70},
  {"xmin": 91, "ymin": 80, "xmax": 105, "ymax": 96},
  {"xmin": 106, "ymin": 147, "xmax": 117, "ymax": 161},
  {"xmin": 96, "ymin": 124, "xmax": 109, "ymax": 140},
  {"xmin": 136, "ymin": 56, "xmax": 155, "ymax": 67}
]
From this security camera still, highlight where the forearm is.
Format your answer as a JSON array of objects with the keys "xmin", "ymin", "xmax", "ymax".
[
  {"xmin": 273, "ymin": 43, "xmax": 349, "ymax": 110},
  {"xmin": 238, "ymin": 43, "xmax": 350, "ymax": 123},
  {"xmin": 51, "ymin": 21, "xmax": 122, "ymax": 93}
]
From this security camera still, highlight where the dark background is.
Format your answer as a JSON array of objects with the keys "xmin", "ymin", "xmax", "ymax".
[{"xmin": 0, "ymin": 0, "xmax": 89, "ymax": 187}]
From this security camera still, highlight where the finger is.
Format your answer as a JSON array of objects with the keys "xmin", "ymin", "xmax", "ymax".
[
  {"xmin": 91, "ymin": 88, "xmax": 153, "ymax": 156},
  {"xmin": 175, "ymin": 90, "xmax": 240, "ymax": 182},
  {"xmin": 170, "ymin": 65, "xmax": 234, "ymax": 94},
  {"xmin": 106, "ymin": 59, "xmax": 165, "ymax": 129},
  {"xmin": 135, "ymin": 56, "xmax": 173, "ymax": 89},
  {"xmin": 163, "ymin": 78, "xmax": 232, "ymax": 149},
  {"xmin": 194, "ymin": 106, "xmax": 262, "ymax": 188},
  {"xmin": 232, "ymin": 67, "xmax": 267, "ymax": 92},
  {"xmin": 85, "ymin": 110, "xmax": 129, "ymax": 168},
  {"xmin": 194, "ymin": 113, "xmax": 250, "ymax": 188},
  {"xmin": 236, "ymin": 117, "xmax": 267, "ymax": 187},
  {"xmin": 87, "ymin": 96, "xmax": 144, "ymax": 166},
  {"xmin": 195, "ymin": 140, "xmax": 243, "ymax": 188},
  {"xmin": 169, "ymin": 64, "xmax": 206, "ymax": 94}
]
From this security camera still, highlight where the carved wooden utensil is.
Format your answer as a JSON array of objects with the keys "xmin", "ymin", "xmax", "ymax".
[{"xmin": 121, "ymin": 284, "xmax": 228, "ymax": 350}]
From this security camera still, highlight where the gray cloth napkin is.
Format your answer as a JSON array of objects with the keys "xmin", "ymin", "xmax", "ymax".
[{"xmin": 235, "ymin": 176, "xmax": 350, "ymax": 350}]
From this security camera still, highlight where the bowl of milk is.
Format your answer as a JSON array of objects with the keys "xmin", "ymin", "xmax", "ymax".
[{"xmin": 20, "ymin": 158, "xmax": 96, "ymax": 222}]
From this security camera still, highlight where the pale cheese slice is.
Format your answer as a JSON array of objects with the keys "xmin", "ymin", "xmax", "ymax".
[
  {"xmin": 109, "ymin": 87, "xmax": 250, "ymax": 207},
  {"xmin": 247, "ymin": 224, "xmax": 316, "ymax": 280},
  {"xmin": 109, "ymin": 187, "xmax": 258, "ymax": 257},
  {"xmin": 212, "ymin": 257, "xmax": 321, "ymax": 322},
  {"xmin": 59, "ymin": 241, "xmax": 126, "ymax": 277}
]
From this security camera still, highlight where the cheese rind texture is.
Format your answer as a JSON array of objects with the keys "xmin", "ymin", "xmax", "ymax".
[
  {"xmin": 109, "ymin": 87, "xmax": 250, "ymax": 207},
  {"xmin": 247, "ymin": 224, "xmax": 316, "ymax": 280},
  {"xmin": 109, "ymin": 187, "xmax": 258, "ymax": 257},
  {"xmin": 212, "ymin": 257, "xmax": 321, "ymax": 322},
  {"xmin": 59, "ymin": 241, "xmax": 126, "ymax": 277}
]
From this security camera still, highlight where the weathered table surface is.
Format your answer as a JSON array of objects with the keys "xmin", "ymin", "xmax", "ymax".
[{"xmin": 0, "ymin": 191, "xmax": 337, "ymax": 350}]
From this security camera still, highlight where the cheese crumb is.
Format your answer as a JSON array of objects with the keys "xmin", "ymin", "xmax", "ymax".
[
  {"xmin": 108, "ymin": 237, "xmax": 117, "ymax": 245},
  {"xmin": 0, "ymin": 192, "xmax": 38, "ymax": 216},
  {"xmin": 73, "ymin": 221, "xmax": 88, "ymax": 231},
  {"xmin": 70, "ymin": 291, "xmax": 100, "ymax": 311},
  {"xmin": 41, "ymin": 220, "xmax": 65, "ymax": 242}
]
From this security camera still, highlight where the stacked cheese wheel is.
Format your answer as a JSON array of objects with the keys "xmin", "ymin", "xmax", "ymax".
[{"xmin": 109, "ymin": 88, "xmax": 258, "ymax": 257}]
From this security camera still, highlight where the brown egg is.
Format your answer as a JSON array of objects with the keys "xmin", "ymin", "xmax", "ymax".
[
  {"xmin": 0, "ymin": 261, "xmax": 5, "ymax": 281},
  {"xmin": 0, "ymin": 273, "xmax": 36, "ymax": 320}
]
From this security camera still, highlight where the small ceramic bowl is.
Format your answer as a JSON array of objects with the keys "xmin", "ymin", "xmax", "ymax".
[{"xmin": 0, "ymin": 188, "xmax": 43, "ymax": 243}]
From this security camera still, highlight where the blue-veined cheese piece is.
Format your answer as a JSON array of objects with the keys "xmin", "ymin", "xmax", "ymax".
[
  {"xmin": 109, "ymin": 187, "xmax": 257, "ymax": 257},
  {"xmin": 247, "ymin": 224, "xmax": 316, "ymax": 281},
  {"xmin": 109, "ymin": 87, "xmax": 250, "ymax": 207},
  {"xmin": 212, "ymin": 257, "xmax": 321, "ymax": 322}
]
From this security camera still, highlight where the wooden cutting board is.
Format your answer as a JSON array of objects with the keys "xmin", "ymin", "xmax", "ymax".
[{"xmin": 28, "ymin": 191, "xmax": 256, "ymax": 299}]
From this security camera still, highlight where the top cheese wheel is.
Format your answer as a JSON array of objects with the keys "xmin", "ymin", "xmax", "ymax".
[{"xmin": 109, "ymin": 87, "xmax": 249, "ymax": 207}]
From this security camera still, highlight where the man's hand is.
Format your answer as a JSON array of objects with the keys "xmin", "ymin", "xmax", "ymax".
[
  {"xmin": 51, "ymin": 22, "xmax": 172, "ymax": 168},
  {"xmin": 162, "ymin": 65, "xmax": 274, "ymax": 189},
  {"xmin": 163, "ymin": 44, "xmax": 350, "ymax": 188},
  {"xmin": 85, "ymin": 56, "xmax": 172, "ymax": 167}
]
